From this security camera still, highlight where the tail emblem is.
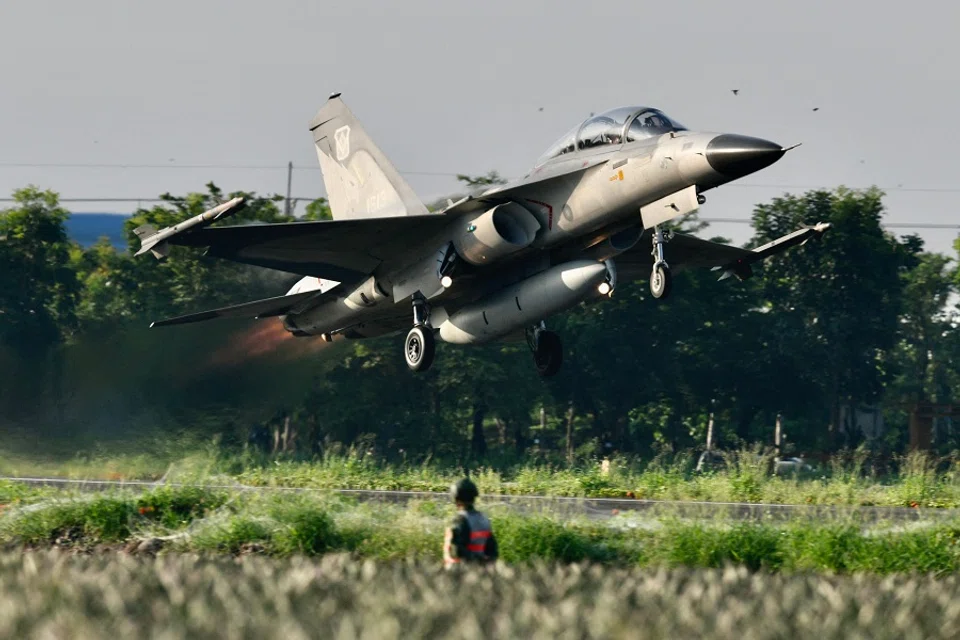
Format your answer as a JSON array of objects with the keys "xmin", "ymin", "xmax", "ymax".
[{"xmin": 334, "ymin": 126, "xmax": 351, "ymax": 161}]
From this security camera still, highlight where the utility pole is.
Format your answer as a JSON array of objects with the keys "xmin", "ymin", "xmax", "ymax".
[
  {"xmin": 774, "ymin": 413, "xmax": 783, "ymax": 456},
  {"xmin": 705, "ymin": 400, "xmax": 716, "ymax": 452},
  {"xmin": 284, "ymin": 161, "xmax": 294, "ymax": 216},
  {"xmin": 696, "ymin": 398, "xmax": 717, "ymax": 473}
]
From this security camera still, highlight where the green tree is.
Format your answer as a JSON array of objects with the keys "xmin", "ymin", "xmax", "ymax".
[
  {"xmin": 751, "ymin": 188, "xmax": 906, "ymax": 447},
  {"xmin": 897, "ymin": 245, "xmax": 954, "ymax": 402},
  {"xmin": 71, "ymin": 237, "xmax": 143, "ymax": 332},
  {"xmin": 455, "ymin": 170, "xmax": 507, "ymax": 189},
  {"xmin": 0, "ymin": 187, "xmax": 79, "ymax": 353},
  {"xmin": 0, "ymin": 187, "xmax": 80, "ymax": 422},
  {"xmin": 118, "ymin": 182, "xmax": 295, "ymax": 321},
  {"xmin": 303, "ymin": 198, "xmax": 333, "ymax": 221}
]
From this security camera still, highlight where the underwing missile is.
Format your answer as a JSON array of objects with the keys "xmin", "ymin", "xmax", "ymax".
[{"xmin": 134, "ymin": 197, "xmax": 246, "ymax": 259}]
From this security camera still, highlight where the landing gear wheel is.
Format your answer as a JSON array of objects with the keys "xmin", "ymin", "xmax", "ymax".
[
  {"xmin": 404, "ymin": 326, "xmax": 435, "ymax": 372},
  {"xmin": 650, "ymin": 263, "xmax": 672, "ymax": 300},
  {"xmin": 533, "ymin": 330, "xmax": 563, "ymax": 378}
]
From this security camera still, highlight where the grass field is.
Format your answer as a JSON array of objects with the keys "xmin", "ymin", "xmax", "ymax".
[
  {"xmin": 4, "ymin": 444, "xmax": 960, "ymax": 508},
  {"xmin": 4, "ymin": 477, "xmax": 960, "ymax": 638},
  {"xmin": 3, "ymin": 484, "xmax": 960, "ymax": 573},
  {"xmin": 2, "ymin": 551, "xmax": 958, "ymax": 639}
]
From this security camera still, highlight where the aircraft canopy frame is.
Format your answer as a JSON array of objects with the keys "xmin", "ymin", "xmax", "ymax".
[{"xmin": 535, "ymin": 106, "xmax": 686, "ymax": 166}]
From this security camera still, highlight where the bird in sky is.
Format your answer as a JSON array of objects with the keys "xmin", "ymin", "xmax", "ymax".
[{"xmin": 731, "ymin": 89, "xmax": 739, "ymax": 95}]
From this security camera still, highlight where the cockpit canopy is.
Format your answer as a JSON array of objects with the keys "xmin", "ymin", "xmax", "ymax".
[{"xmin": 535, "ymin": 106, "xmax": 686, "ymax": 166}]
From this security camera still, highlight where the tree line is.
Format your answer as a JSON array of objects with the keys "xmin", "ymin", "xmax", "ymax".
[{"xmin": 2, "ymin": 178, "xmax": 958, "ymax": 461}]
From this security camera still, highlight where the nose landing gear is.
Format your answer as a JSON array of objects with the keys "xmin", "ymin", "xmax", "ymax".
[
  {"xmin": 526, "ymin": 322, "xmax": 563, "ymax": 377},
  {"xmin": 404, "ymin": 293, "xmax": 436, "ymax": 372},
  {"xmin": 650, "ymin": 226, "xmax": 673, "ymax": 300}
]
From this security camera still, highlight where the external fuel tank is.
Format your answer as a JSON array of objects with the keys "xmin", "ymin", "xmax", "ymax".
[{"xmin": 437, "ymin": 260, "xmax": 607, "ymax": 345}]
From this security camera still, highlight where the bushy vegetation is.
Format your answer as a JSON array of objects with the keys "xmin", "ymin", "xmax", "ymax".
[
  {"xmin": 3, "ymin": 485, "xmax": 960, "ymax": 574},
  {"xmin": 2, "ymin": 552, "xmax": 959, "ymax": 639},
  {"xmin": 8, "ymin": 445, "xmax": 960, "ymax": 508},
  {"xmin": 233, "ymin": 446, "xmax": 960, "ymax": 508}
]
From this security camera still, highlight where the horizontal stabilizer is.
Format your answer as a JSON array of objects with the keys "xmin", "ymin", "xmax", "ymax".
[{"xmin": 150, "ymin": 290, "xmax": 322, "ymax": 327}]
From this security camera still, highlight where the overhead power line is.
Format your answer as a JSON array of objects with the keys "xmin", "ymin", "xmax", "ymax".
[
  {"xmin": 0, "ymin": 196, "xmax": 954, "ymax": 231},
  {"xmin": 0, "ymin": 161, "xmax": 959, "ymax": 194},
  {"xmin": 0, "ymin": 196, "xmax": 323, "ymax": 204},
  {"xmin": 700, "ymin": 217, "xmax": 960, "ymax": 230},
  {"xmin": 0, "ymin": 161, "xmax": 460, "ymax": 178}
]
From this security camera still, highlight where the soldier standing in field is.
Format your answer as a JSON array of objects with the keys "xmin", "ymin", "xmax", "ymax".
[{"xmin": 444, "ymin": 478, "xmax": 498, "ymax": 569}]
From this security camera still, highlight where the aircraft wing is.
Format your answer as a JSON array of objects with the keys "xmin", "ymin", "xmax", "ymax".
[
  {"xmin": 150, "ymin": 290, "xmax": 331, "ymax": 327},
  {"xmin": 613, "ymin": 222, "xmax": 830, "ymax": 282},
  {"xmin": 145, "ymin": 159, "xmax": 603, "ymax": 282},
  {"xmin": 437, "ymin": 158, "xmax": 608, "ymax": 217},
  {"xmin": 166, "ymin": 214, "xmax": 458, "ymax": 283}
]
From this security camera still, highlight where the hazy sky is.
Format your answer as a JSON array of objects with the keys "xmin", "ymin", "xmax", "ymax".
[{"xmin": 2, "ymin": 1, "xmax": 959, "ymax": 252}]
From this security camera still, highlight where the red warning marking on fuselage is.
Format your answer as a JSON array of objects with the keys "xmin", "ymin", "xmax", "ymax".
[{"xmin": 525, "ymin": 198, "xmax": 554, "ymax": 229}]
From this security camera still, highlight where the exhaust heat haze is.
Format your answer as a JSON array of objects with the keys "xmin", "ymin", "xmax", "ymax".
[{"xmin": 208, "ymin": 320, "xmax": 334, "ymax": 368}]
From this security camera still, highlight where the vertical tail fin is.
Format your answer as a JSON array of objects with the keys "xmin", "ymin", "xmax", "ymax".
[{"xmin": 309, "ymin": 94, "xmax": 428, "ymax": 220}]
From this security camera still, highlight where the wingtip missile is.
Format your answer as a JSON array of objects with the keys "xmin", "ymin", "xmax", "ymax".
[
  {"xmin": 798, "ymin": 221, "xmax": 831, "ymax": 245},
  {"xmin": 135, "ymin": 197, "xmax": 246, "ymax": 258}
]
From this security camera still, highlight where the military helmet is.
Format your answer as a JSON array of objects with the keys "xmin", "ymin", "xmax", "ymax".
[{"xmin": 451, "ymin": 477, "xmax": 479, "ymax": 504}]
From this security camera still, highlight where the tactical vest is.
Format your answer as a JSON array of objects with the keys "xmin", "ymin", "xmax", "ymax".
[
  {"xmin": 444, "ymin": 509, "xmax": 493, "ymax": 566},
  {"xmin": 463, "ymin": 510, "xmax": 492, "ymax": 558}
]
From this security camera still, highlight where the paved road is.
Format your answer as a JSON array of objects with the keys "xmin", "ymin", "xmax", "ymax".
[{"xmin": 3, "ymin": 476, "xmax": 957, "ymax": 522}]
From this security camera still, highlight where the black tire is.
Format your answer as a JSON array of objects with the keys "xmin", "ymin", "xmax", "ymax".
[
  {"xmin": 650, "ymin": 263, "xmax": 672, "ymax": 300},
  {"xmin": 404, "ymin": 326, "xmax": 436, "ymax": 372},
  {"xmin": 534, "ymin": 330, "xmax": 563, "ymax": 377}
]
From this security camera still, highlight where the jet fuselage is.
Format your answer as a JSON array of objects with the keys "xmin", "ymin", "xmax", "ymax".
[
  {"xmin": 282, "ymin": 120, "xmax": 786, "ymax": 345},
  {"xmin": 139, "ymin": 98, "xmax": 819, "ymax": 378}
]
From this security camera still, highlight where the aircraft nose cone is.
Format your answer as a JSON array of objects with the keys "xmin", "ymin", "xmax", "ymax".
[{"xmin": 706, "ymin": 134, "xmax": 785, "ymax": 179}]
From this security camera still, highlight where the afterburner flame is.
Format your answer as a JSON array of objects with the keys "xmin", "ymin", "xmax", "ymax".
[
  {"xmin": 207, "ymin": 319, "xmax": 333, "ymax": 368},
  {"xmin": 208, "ymin": 320, "xmax": 291, "ymax": 367}
]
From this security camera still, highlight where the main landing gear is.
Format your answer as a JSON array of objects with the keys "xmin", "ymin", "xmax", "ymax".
[
  {"xmin": 650, "ymin": 226, "xmax": 672, "ymax": 300},
  {"xmin": 527, "ymin": 322, "xmax": 563, "ymax": 378},
  {"xmin": 402, "ymin": 295, "xmax": 564, "ymax": 378},
  {"xmin": 404, "ymin": 293, "xmax": 436, "ymax": 372}
]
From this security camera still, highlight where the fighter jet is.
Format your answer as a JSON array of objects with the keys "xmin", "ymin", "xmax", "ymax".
[{"xmin": 136, "ymin": 94, "xmax": 829, "ymax": 377}]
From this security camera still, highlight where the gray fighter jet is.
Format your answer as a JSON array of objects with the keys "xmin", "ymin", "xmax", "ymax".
[{"xmin": 136, "ymin": 94, "xmax": 829, "ymax": 377}]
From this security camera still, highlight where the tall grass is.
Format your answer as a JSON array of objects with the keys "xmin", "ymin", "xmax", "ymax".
[
  {"xmin": 2, "ymin": 486, "xmax": 960, "ymax": 573},
  {"xmin": 232, "ymin": 446, "xmax": 960, "ymax": 508},
  {"xmin": 5, "ymin": 443, "xmax": 960, "ymax": 507},
  {"xmin": 2, "ymin": 552, "xmax": 959, "ymax": 638},
  {"xmin": 0, "ymin": 432, "xmax": 219, "ymax": 480}
]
